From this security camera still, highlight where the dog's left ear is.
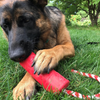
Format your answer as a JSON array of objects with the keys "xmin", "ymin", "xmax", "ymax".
[{"xmin": 30, "ymin": 0, "xmax": 47, "ymax": 8}]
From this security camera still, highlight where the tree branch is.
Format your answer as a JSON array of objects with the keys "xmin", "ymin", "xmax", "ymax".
[
  {"xmin": 78, "ymin": 6, "xmax": 88, "ymax": 14},
  {"xmin": 96, "ymin": 2, "xmax": 100, "ymax": 17}
]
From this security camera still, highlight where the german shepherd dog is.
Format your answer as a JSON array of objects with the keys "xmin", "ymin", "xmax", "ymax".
[{"xmin": 0, "ymin": 0, "xmax": 75, "ymax": 99}]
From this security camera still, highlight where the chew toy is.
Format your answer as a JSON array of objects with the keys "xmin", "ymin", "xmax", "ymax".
[{"xmin": 20, "ymin": 52, "xmax": 69, "ymax": 93}]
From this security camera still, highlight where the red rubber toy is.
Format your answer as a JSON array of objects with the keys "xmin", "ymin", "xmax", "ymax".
[{"xmin": 20, "ymin": 52, "xmax": 69, "ymax": 93}]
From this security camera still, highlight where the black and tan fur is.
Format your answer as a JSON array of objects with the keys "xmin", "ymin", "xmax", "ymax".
[{"xmin": 0, "ymin": 0, "xmax": 75, "ymax": 99}]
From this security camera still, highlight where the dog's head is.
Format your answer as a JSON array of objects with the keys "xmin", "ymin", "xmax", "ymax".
[{"xmin": 0, "ymin": 0, "xmax": 48, "ymax": 62}]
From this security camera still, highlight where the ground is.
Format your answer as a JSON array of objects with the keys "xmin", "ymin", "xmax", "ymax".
[{"xmin": 0, "ymin": 26, "xmax": 100, "ymax": 100}]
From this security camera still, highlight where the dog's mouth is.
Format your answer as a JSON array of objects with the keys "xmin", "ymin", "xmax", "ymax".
[
  {"xmin": 8, "ymin": 36, "xmax": 38, "ymax": 62},
  {"xmin": 10, "ymin": 54, "xmax": 27, "ymax": 62},
  {"xmin": 9, "ymin": 48, "xmax": 31, "ymax": 62},
  {"xmin": 14, "ymin": 54, "xmax": 26, "ymax": 62},
  {"xmin": 8, "ymin": 40, "xmax": 34, "ymax": 62}
]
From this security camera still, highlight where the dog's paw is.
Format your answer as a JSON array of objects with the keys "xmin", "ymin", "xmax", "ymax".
[
  {"xmin": 13, "ymin": 74, "xmax": 36, "ymax": 100},
  {"xmin": 32, "ymin": 49, "xmax": 58, "ymax": 75}
]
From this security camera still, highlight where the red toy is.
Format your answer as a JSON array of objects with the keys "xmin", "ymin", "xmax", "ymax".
[{"xmin": 20, "ymin": 52, "xmax": 69, "ymax": 93}]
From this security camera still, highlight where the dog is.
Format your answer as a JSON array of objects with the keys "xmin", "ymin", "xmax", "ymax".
[{"xmin": 0, "ymin": 0, "xmax": 75, "ymax": 99}]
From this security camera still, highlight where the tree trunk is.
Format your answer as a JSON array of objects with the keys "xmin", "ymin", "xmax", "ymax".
[
  {"xmin": 90, "ymin": 16, "xmax": 98, "ymax": 26},
  {"xmin": 87, "ymin": 1, "xmax": 100, "ymax": 26},
  {"xmin": 89, "ymin": 7, "xmax": 98, "ymax": 26}
]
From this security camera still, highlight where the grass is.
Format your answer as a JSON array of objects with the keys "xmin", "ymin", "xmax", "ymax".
[{"xmin": 0, "ymin": 26, "xmax": 100, "ymax": 100}]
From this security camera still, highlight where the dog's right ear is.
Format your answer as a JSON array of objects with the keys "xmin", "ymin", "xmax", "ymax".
[{"xmin": 29, "ymin": 0, "xmax": 47, "ymax": 8}]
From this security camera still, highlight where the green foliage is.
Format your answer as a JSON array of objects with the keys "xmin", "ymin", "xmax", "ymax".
[
  {"xmin": 70, "ymin": 15, "xmax": 81, "ymax": 22},
  {"xmin": 49, "ymin": 0, "xmax": 100, "ymax": 25},
  {"xmin": 68, "ymin": 14, "xmax": 91, "ymax": 26},
  {"xmin": 65, "ymin": 18, "xmax": 71, "ymax": 26},
  {"xmin": 90, "ymin": 0, "xmax": 100, "ymax": 5},
  {"xmin": 83, "ymin": 20, "xmax": 91, "ymax": 25},
  {"xmin": 47, "ymin": 0, "xmax": 53, "ymax": 6},
  {"xmin": 97, "ymin": 15, "xmax": 100, "ymax": 25},
  {"xmin": 77, "ymin": 10, "xmax": 88, "ymax": 18}
]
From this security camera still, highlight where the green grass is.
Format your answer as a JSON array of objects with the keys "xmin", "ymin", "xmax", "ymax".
[{"xmin": 0, "ymin": 26, "xmax": 100, "ymax": 100}]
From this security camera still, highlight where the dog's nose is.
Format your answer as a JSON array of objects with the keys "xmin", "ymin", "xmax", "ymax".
[{"xmin": 10, "ymin": 51, "xmax": 26, "ymax": 62}]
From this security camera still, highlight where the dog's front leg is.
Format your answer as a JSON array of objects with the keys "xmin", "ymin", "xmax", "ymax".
[
  {"xmin": 33, "ymin": 42, "xmax": 74, "ymax": 75},
  {"xmin": 13, "ymin": 72, "xmax": 36, "ymax": 100}
]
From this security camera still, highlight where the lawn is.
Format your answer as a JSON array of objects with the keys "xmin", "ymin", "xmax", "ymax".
[{"xmin": 0, "ymin": 26, "xmax": 100, "ymax": 100}]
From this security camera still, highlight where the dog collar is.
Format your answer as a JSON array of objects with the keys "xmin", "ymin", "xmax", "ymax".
[{"xmin": 46, "ymin": 39, "xmax": 49, "ymax": 43}]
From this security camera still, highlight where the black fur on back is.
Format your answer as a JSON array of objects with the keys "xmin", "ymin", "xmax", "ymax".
[{"xmin": 44, "ymin": 6, "xmax": 62, "ymax": 34}]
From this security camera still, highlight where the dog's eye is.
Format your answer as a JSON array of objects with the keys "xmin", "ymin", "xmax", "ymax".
[
  {"xmin": 3, "ymin": 23, "xmax": 8, "ymax": 29},
  {"xmin": 2, "ymin": 19, "xmax": 10, "ymax": 29},
  {"xmin": 18, "ymin": 16, "xmax": 30, "ymax": 24},
  {"xmin": 1, "ymin": 23, "xmax": 9, "ymax": 35},
  {"xmin": 24, "ymin": 18, "xmax": 30, "ymax": 23}
]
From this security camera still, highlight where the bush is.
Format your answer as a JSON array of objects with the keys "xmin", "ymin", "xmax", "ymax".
[
  {"xmin": 97, "ymin": 15, "xmax": 100, "ymax": 26},
  {"xmin": 82, "ymin": 20, "xmax": 91, "ymax": 26},
  {"xmin": 65, "ymin": 18, "xmax": 71, "ymax": 26},
  {"xmin": 77, "ymin": 10, "xmax": 88, "ymax": 18},
  {"xmin": 69, "ymin": 15, "xmax": 82, "ymax": 26},
  {"xmin": 69, "ymin": 14, "xmax": 91, "ymax": 26},
  {"xmin": 70, "ymin": 15, "xmax": 82, "ymax": 22}
]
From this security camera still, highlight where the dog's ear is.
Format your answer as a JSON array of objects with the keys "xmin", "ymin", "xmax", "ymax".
[{"xmin": 30, "ymin": 0, "xmax": 47, "ymax": 8}]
